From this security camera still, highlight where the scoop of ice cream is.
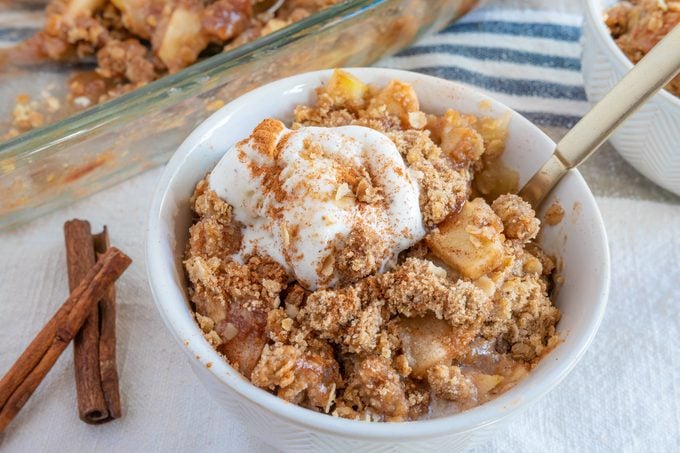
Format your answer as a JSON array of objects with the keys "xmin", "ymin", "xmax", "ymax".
[{"xmin": 209, "ymin": 118, "xmax": 425, "ymax": 289}]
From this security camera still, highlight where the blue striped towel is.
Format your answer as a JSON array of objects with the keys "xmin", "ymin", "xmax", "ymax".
[
  {"xmin": 0, "ymin": 3, "xmax": 43, "ymax": 44},
  {"xmin": 380, "ymin": 6, "xmax": 588, "ymax": 129}
]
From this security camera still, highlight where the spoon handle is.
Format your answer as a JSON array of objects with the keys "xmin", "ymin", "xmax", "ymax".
[{"xmin": 520, "ymin": 24, "xmax": 680, "ymax": 208}]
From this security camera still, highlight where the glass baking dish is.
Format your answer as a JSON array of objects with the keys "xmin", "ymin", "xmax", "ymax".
[{"xmin": 0, "ymin": 0, "xmax": 477, "ymax": 229}]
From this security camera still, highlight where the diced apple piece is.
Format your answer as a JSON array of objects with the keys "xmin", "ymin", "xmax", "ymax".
[
  {"xmin": 426, "ymin": 198, "xmax": 505, "ymax": 280},
  {"xmin": 395, "ymin": 314, "xmax": 471, "ymax": 379},
  {"xmin": 156, "ymin": 7, "xmax": 209, "ymax": 73},
  {"xmin": 111, "ymin": 0, "xmax": 156, "ymax": 39},
  {"xmin": 473, "ymin": 159, "xmax": 520, "ymax": 202},
  {"xmin": 506, "ymin": 364, "xmax": 529, "ymax": 385},
  {"xmin": 474, "ymin": 113, "xmax": 510, "ymax": 160},
  {"xmin": 439, "ymin": 109, "xmax": 485, "ymax": 165},
  {"xmin": 368, "ymin": 80, "xmax": 420, "ymax": 125},
  {"xmin": 217, "ymin": 304, "xmax": 268, "ymax": 378},
  {"xmin": 472, "ymin": 373, "xmax": 503, "ymax": 395},
  {"xmin": 326, "ymin": 69, "xmax": 368, "ymax": 106}
]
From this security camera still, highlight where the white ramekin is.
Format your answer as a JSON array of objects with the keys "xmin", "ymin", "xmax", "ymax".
[
  {"xmin": 146, "ymin": 68, "xmax": 610, "ymax": 452},
  {"xmin": 582, "ymin": 0, "xmax": 680, "ymax": 196}
]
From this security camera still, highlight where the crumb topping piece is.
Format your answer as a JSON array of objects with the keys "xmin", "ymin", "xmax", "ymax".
[
  {"xmin": 491, "ymin": 194, "xmax": 540, "ymax": 243},
  {"xmin": 543, "ymin": 201, "xmax": 565, "ymax": 226},
  {"xmin": 427, "ymin": 365, "xmax": 476, "ymax": 402}
]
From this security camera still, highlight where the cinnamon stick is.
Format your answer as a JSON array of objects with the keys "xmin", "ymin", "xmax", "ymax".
[
  {"xmin": 64, "ymin": 220, "xmax": 109, "ymax": 423},
  {"xmin": 0, "ymin": 248, "xmax": 131, "ymax": 433},
  {"xmin": 93, "ymin": 227, "xmax": 122, "ymax": 420}
]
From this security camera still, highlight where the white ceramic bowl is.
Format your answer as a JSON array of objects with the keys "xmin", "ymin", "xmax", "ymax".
[
  {"xmin": 582, "ymin": 0, "xmax": 680, "ymax": 195},
  {"xmin": 146, "ymin": 68, "xmax": 610, "ymax": 452}
]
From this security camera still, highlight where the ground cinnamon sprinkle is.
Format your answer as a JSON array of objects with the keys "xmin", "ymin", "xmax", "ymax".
[{"xmin": 184, "ymin": 70, "xmax": 561, "ymax": 421}]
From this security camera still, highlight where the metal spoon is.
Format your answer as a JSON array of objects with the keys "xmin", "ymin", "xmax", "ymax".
[{"xmin": 519, "ymin": 24, "xmax": 680, "ymax": 209}]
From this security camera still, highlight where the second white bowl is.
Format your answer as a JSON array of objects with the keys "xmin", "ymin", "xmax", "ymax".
[{"xmin": 582, "ymin": 0, "xmax": 680, "ymax": 195}]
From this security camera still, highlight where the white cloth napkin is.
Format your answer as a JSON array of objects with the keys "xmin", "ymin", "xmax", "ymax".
[
  {"xmin": 2, "ymin": 171, "xmax": 678, "ymax": 452},
  {"xmin": 1, "ymin": 0, "xmax": 679, "ymax": 451}
]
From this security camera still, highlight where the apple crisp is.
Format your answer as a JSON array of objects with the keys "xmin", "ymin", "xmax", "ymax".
[
  {"xmin": 3, "ymin": 0, "xmax": 344, "ymax": 135},
  {"xmin": 184, "ymin": 70, "xmax": 561, "ymax": 421},
  {"xmin": 605, "ymin": 0, "xmax": 680, "ymax": 97}
]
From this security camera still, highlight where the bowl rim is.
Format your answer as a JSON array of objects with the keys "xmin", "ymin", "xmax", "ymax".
[
  {"xmin": 146, "ymin": 67, "xmax": 610, "ymax": 440},
  {"xmin": 583, "ymin": 0, "xmax": 680, "ymax": 108}
]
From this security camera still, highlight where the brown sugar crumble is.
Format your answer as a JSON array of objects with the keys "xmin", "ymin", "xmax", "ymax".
[{"xmin": 184, "ymin": 70, "xmax": 561, "ymax": 421}]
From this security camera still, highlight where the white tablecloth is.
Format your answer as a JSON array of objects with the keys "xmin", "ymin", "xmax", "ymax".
[{"xmin": 1, "ymin": 1, "xmax": 679, "ymax": 451}]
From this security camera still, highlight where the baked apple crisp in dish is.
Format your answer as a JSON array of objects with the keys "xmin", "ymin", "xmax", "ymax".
[
  {"xmin": 183, "ymin": 70, "xmax": 561, "ymax": 421},
  {"xmin": 605, "ymin": 0, "xmax": 680, "ymax": 97},
  {"xmin": 3, "ymin": 0, "xmax": 345, "ymax": 135}
]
